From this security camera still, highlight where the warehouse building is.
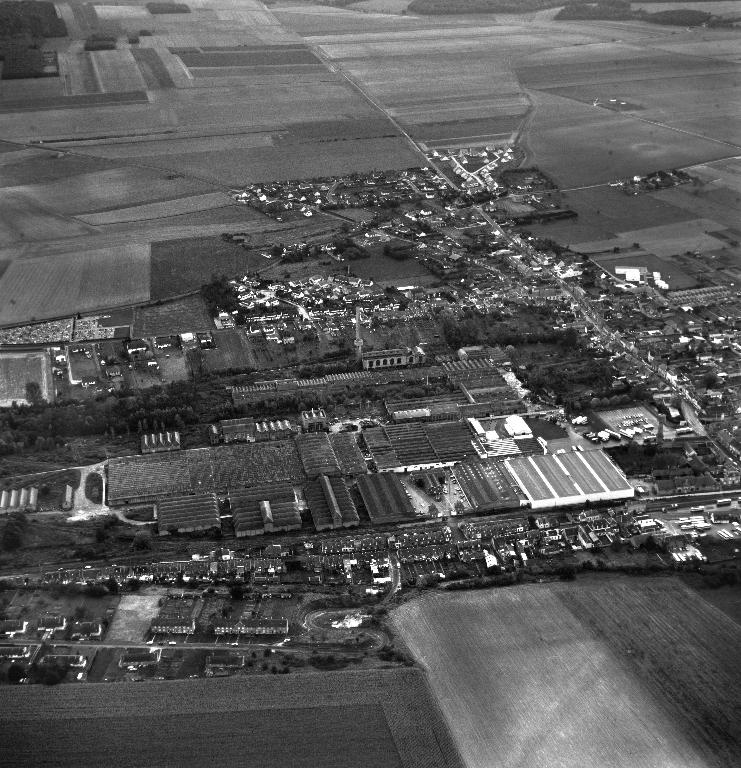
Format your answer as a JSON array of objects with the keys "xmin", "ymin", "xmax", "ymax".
[
  {"xmin": 454, "ymin": 459, "xmax": 528, "ymax": 513},
  {"xmin": 107, "ymin": 442, "xmax": 305, "ymax": 505},
  {"xmin": 363, "ymin": 421, "xmax": 478, "ymax": 472},
  {"xmin": 505, "ymin": 450, "xmax": 634, "ymax": 510},
  {"xmin": 230, "ymin": 483, "xmax": 301, "ymax": 537},
  {"xmin": 295, "ymin": 433, "xmax": 341, "ymax": 478},
  {"xmin": 304, "ymin": 475, "xmax": 359, "ymax": 531},
  {"xmin": 157, "ymin": 493, "xmax": 221, "ymax": 535},
  {"xmin": 357, "ymin": 473, "xmax": 416, "ymax": 525},
  {"xmin": 329, "ymin": 433, "xmax": 367, "ymax": 476}
]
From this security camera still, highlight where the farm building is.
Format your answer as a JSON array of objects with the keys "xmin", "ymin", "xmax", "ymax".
[
  {"xmin": 300, "ymin": 408, "xmax": 328, "ymax": 432},
  {"xmin": 141, "ymin": 431, "xmax": 181, "ymax": 454},
  {"xmin": 0, "ymin": 352, "xmax": 54, "ymax": 407},
  {"xmin": 362, "ymin": 346, "xmax": 425, "ymax": 370},
  {"xmin": 0, "ymin": 486, "xmax": 38, "ymax": 513},
  {"xmin": 209, "ymin": 417, "xmax": 296, "ymax": 445},
  {"xmin": 386, "ymin": 395, "xmax": 465, "ymax": 424},
  {"xmin": 329, "ymin": 433, "xmax": 367, "ymax": 476},
  {"xmin": 295, "ymin": 433, "xmax": 341, "ymax": 478},
  {"xmin": 214, "ymin": 417, "xmax": 257, "ymax": 444},
  {"xmin": 505, "ymin": 449, "xmax": 634, "ymax": 510},
  {"xmin": 255, "ymin": 419, "xmax": 296, "ymax": 442},
  {"xmin": 157, "ymin": 493, "xmax": 220, "ymax": 535},
  {"xmin": 230, "ymin": 483, "xmax": 301, "ymax": 537},
  {"xmin": 357, "ymin": 473, "xmax": 416, "ymax": 525},
  {"xmin": 304, "ymin": 475, "xmax": 360, "ymax": 531},
  {"xmin": 454, "ymin": 459, "xmax": 527, "ymax": 513}
]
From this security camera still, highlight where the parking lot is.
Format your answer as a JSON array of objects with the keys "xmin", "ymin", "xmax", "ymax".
[{"xmin": 400, "ymin": 470, "xmax": 471, "ymax": 519}]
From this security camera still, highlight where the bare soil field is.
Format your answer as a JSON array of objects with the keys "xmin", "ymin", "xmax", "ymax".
[
  {"xmin": 106, "ymin": 592, "xmax": 164, "ymax": 642},
  {"xmin": 0, "ymin": 244, "xmax": 150, "ymax": 326},
  {"xmin": 392, "ymin": 577, "xmax": 741, "ymax": 768},
  {"xmin": 0, "ymin": 670, "xmax": 464, "ymax": 768}
]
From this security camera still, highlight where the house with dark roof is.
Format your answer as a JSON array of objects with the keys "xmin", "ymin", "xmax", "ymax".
[{"xmin": 37, "ymin": 614, "xmax": 67, "ymax": 633}]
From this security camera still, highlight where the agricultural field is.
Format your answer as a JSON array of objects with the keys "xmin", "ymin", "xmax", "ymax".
[
  {"xmin": 392, "ymin": 578, "xmax": 741, "ymax": 768},
  {"xmin": 75, "ymin": 192, "xmax": 232, "ymax": 226},
  {"xmin": 133, "ymin": 295, "xmax": 213, "ymax": 337},
  {"xmin": 0, "ymin": 352, "xmax": 54, "ymax": 407},
  {"xmin": 0, "ymin": 670, "xmax": 464, "ymax": 768},
  {"xmin": 0, "ymin": 167, "xmax": 213, "ymax": 217},
  {"xmin": 0, "ymin": 244, "xmax": 150, "ymax": 326},
  {"xmin": 201, "ymin": 328, "xmax": 258, "ymax": 372},
  {"xmin": 347, "ymin": 252, "xmax": 433, "ymax": 284},
  {"xmin": 516, "ymin": 38, "xmax": 741, "ymax": 187}
]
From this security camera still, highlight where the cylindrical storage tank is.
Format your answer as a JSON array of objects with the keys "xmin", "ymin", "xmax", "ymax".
[
  {"xmin": 9, "ymin": 489, "xmax": 20, "ymax": 509},
  {"xmin": 29, "ymin": 487, "xmax": 38, "ymax": 509},
  {"xmin": 19, "ymin": 488, "xmax": 29, "ymax": 507},
  {"xmin": 0, "ymin": 490, "xmax": 9, "ymax": 509}
]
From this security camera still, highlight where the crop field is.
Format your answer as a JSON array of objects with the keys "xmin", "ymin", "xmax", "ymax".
[
  {"xmin": 106, "ymin": 593, "xmax": 164, "ymax": 642},
  {"xmin": 314, "ymin": 26, "xmax": 559, "ymax": 144},
  {"xmin": 527, "ymin": 185, "xmax": 695, "ymax": 244},
  {"xmin": 515, "ymin": 38, "xmax": 741, "ymax": 187},
  {"xmin": 76, "ymin": 192, "xmax": 231, "ymax": 225},
  {"xmin": 201, "ymin": 328, "xmax": 258, "ymax": 372},
  {"xmin": 78, "ymin": 131, "xmax": 275, "ymax": 160},
  {"xmin": 89, "ymin": 49, "xmax": 148, "ymax": 93},
  {"xmin": 0, "ymin": 670, "xmax": 463, "ymax": 768},
  {"xmin": 134, "ymin": 136, "xmax": 421, "ymax": 186},
  {"xmin": 0, "ymin": 151, "xmax": 117, "ymax": 187},
  {"xmin": 578, "ymin": 217, "xmax": 730, "ymax": 262},
  {"xmin": 346, "ymin": 253, "xmax": 432, "ymax": 283},
  {"xmin": 133, "ymin": 294, "xmax": 213, "ymax": 336},
  {"xmin": 392, "ymin": 580, "xmax": 741, "ymax": 768},
  {"xmin": 522, "ymin": 90, "xmax": 735, "ymax": 189},
  {"xmin": 150, "ymin": 236, "xmax": 258, "ymax": 299},
  {"xmin": 1, "ymin": 167, "xmax": 213, "ymax": 217},
  {"xmin": 0, "ymin": 244, "xmax": 150, "ymax": 326},
  {"xmin": 0, "ymin": 352, "xmax": 54, "ymax": 407},
  {"xmin": 130, "ymin": 46, "xmax": 177, "ymax": 89},
  {"xmin": 0, "ymin": 191, "xmax": 92, "ymax": 244}
]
